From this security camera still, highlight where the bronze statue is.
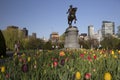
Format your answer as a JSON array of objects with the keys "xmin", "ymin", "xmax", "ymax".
[{"xmin": 66, "ymin": 5, "xmax": 77, "ymax": 26}]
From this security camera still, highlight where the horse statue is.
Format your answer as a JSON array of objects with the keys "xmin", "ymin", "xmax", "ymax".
[{"xmin": 67, "ymin": 7, "xmax": 77, "ymax": 26}]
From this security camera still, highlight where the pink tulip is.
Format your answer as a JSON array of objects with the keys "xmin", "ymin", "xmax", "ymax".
[
  {"xmin": 85, "ymin": 73, "xmax": 91, "ymax": 79},
  {"xmin": 53, "ymin": 61, "xmax": 58, "ymax": 67}
]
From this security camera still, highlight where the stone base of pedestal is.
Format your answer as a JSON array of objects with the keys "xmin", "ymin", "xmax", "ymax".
[{"xmin": 64, "ymin": 26, "xmax": 80, "ymax": 49}]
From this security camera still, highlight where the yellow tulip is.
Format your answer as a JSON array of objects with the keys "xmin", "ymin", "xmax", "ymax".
[
  {"xmin": 114, "ymin": 55, "xmax": 117, "ymax": 58},
  {"xmin": 75, "ymin": 71, "xmax": 81, "ymax": 80},
  {"xmin": 118, "ymin": 50, "xmax": 120, "ymax": 54},
  {"xmin": 14, "ymin": 52, "xmax": 17, "ymax": 56},
  {"xmin": 28, "ymin": 57, "xmax": 31, "ymax": 62},
  {"xmin": 100, "ymin": 51, "xmax": 102, "ymax": 54},
  {"xmin": 104, "ymin": 54, "xmax": 107, "ymax": 57},
  {"xmin": 1, "ymin": 66, "xmax": 5, "ymax": 73},
  {"xmin": 104, "ymin": 72, "xmax": 112, "ymax": 80},
  {"xmin": 21, "ymin": 53, "xmax": 25, "ymax": 57},
  {"xmin": 93, "ymin": 54, "xmax": 95, "ymax": 56},
  {"xmin": 111, "ymin": 51, "xmax": 114, "ymax": 55}
]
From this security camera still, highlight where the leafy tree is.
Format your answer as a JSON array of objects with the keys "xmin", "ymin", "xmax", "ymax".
[
  {"xmin": 43, "ymin": 41, "xmax": 52, "ymax": 50},
  {"xmin": 2, "ymin": 26, "xmax": 24, "ymax": 50},
  {"xmin": 59, "ymin": 33, "xmax": 65, "ymax": 42},
  {"xmin": 116, "ymin": 42, "xmax": 120, "ymax": 50},
  {"xmin": 22, "ymin": 37, "xmax": 44, "ymax": 50},
  {"xmin": 79, "ymin": 39, "xmax": 90, "ymax": 49},
  {"xmin": 88, "ymin": 38, "xmax": 99, "ymax": 49},
  {"xmin": 100, "ymin": 36, "xmax": 120, "ymax": 49}
]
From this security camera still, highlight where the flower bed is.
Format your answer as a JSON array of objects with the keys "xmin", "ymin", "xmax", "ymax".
[{"xmin": 0, "ymin": 49, "xmax": 120, "ymax": 80}]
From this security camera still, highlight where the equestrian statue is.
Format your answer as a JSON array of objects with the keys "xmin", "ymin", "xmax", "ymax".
[{"xmin": 66, "ymin": 5, "xmax": 77, "ymax": 26}]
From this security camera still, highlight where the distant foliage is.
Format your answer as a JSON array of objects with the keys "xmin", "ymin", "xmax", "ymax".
[
  {"xmin": 0, "ymin": 30, "xmax": 6, "ymax": 57},
  {"xmin": 43, "ymin": 41, "xmax": 52, "ymax": 50},
  {"xmin": 100, "ymin": 36, "xmax": 120, "ymax": 50},
  {"xmin": 24, "ymin": 37, "xmax": 45, "ymax": 50},
  {"xmin": 2, "ymin": 26, "xmax": 46, "ymax": 50}
]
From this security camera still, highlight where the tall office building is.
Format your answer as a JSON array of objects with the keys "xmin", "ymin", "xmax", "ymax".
[
  {"xmin": 88, "ymin": 25, "xmax": 94, "ymax": 38},
  {"xmin": 102, "ymin": 21, "xmax": 115, "ymax": 37}
]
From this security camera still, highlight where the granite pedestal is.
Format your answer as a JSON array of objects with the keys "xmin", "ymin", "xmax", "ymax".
[{"xmin": 64, "ymin": 26, "xmax": 80, "ymax": 49}]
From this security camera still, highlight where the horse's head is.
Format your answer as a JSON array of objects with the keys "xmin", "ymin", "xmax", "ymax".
[
  {"xmin": 70, "ymin": 7, "xmax": 77, "ymax": 15},
  {"xmin": 73, "ymin": 7, "xmax": 77, "ymax": 12}
]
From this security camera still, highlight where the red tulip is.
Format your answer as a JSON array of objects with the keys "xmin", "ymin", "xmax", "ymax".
[
  {"xmin": 80, "ymin": 53, "xmax": 84, "ymax": 58},
  {"xmin": 94, "ymin": 55, "xmax": 97, "ymax": 60},
  {"xmin": 87, "ymin": 56, "xmax": 92, "ymax": 61},
  {"xmin": 53, "ymin": 61, "xmax": 58, "ymax": 67}
]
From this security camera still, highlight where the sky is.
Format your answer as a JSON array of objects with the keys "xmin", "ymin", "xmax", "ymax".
[{"xmin": 0, "ymin": 0, "xmax": 120, "ymax": 39}]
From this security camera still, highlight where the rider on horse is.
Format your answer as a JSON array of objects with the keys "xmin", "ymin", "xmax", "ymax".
[
  {"xmin": 66, "ymin": 5, "xmax": 77, "ymax": 26},
  {"xmin": 66, "ymin": 5, "xmax": 73, "ymax": 16}
]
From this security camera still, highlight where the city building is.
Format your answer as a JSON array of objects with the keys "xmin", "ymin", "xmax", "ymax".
[
  {"xmin": 50, "ymin": 32, "xmax": 59, "ymax": 43},
  {"xmin": 79, "ymin": 33, "xmax": 88, "ymax": 40},
  {"xmin": 21, "ymin": 28, "xmax": 28, "ymax": 38},
  {"xmin": 88, "ymin": 25, "xmax": 94, "ymax": 38},
  {"xmin": 97, "ymin": 29, "xmax": 103, "ymax": 41},
  {"xmin": 32, "ymin": 33, "xmax": 37, "ymax": 38},
  {"xmin": 117, "ymin": 25, "xmax": 120, "ymax": 38},
  {"xmin": 101, "ymin": 21, "xmax": 115, "ymax": 37}
]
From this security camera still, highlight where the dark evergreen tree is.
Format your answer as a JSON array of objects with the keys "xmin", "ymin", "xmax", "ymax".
[{"xmin": 0, "ymin": 30, "xmax": 6, "ymax": 57}]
